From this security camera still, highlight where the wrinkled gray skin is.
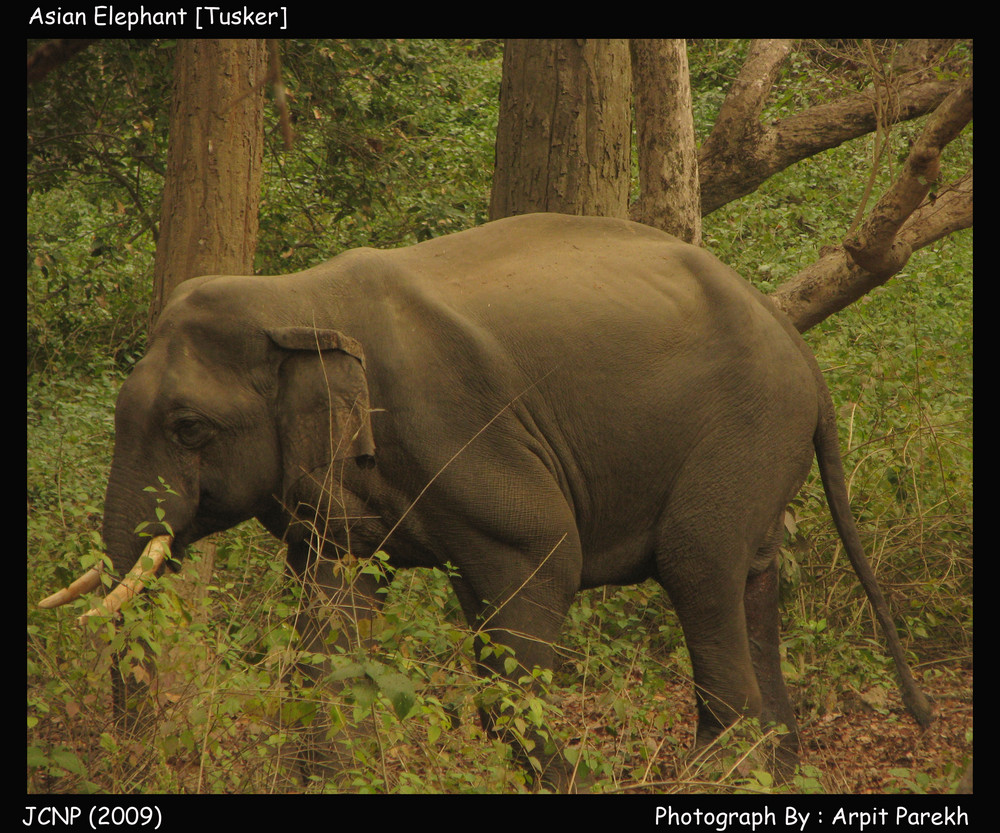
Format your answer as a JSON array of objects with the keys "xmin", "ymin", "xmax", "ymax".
[{"xmin": 100, "ymin": 213, "xmax": 931, "ymax": 788}]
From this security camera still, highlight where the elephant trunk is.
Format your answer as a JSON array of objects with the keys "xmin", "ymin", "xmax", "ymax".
[{"xmin": 101, "ymin": 450, "xmax": 196, "ymax": 569}]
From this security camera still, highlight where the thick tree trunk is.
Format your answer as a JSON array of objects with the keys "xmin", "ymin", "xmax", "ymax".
[
  {"xmin": 629, "ymin": 39, "xmax": 701, "ymax": 244},
  {"xmin": 489, "ymin": 39, "xmax": 631, "ymax": 220},
  {"xmin": 150, "ymin": 39, "xmax": 267, "ymax": 327}
]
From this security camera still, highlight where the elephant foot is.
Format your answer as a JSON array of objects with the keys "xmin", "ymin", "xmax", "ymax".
[
  {"xmin": 687, "ymin": 719, "xmax": 800, "ymax": 784},
  {"xmin": 481, "ymin": 708, "xmax": 577, "ymax": 792},
  {"xmin": 283, "ymin": 689, "xmax": 380, "ymax": 789}
]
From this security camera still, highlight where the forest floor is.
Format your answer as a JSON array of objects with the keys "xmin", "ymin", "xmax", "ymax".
[
  {"xmin": 562, "ymin": 654, "xmax": 973, "ymax": 794},
  {"xmin": 31, "ymin": 653, "xmax": 971, "ymax": 795},
  {"xmin": 802, "ymin": 662, "xmax": 973, "ymax": 794}
]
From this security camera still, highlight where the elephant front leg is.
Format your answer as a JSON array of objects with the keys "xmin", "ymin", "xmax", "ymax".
[
  {"xmin": 283, "ymin": 539, "xmax": 390, "ymax": 778},
  {"xmin": 110, "ymin": 642, "xmax": 159, "ymax": 736},
  {"xmin": 287, "ymin": 546, "xmax": 387, "ymax": 660},
  {"xmin": 450, "ymin": 564, "xmax": 579, "ymax": 792}
]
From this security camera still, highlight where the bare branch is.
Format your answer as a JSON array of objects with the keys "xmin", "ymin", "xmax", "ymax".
[
  {"xmin": 891, "ymin": 39, "xmax": 958, "ymax": 73},
  {"xmin": 772, "ymin": 165, "xmax": 971, "ymax": 333},
  {"xmin": 698, "ymin": 39, "xmax": 792, "ymax": 191},
  {"xmin": 900, "ymin": 168, "xmax": 973, "ymax": 251},
  {"xmin": 705, "ymin": 39, "xmax": 793, "ymax": 148},
  {"xmin": 843, "ymin": 78, "xmax": 973, "ymax": 276},
  {"xmin": 699, "ymin": 42, "xmax": 963, "ymax": 214}
]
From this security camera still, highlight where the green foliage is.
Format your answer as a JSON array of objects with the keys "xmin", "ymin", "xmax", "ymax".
[
  {"xmin": 27, "ymin": 187, "xmax": 153, "ymax": 374},
  {"xmin": 260, "ymin": 39, "xmax": 500, "ymax": 267},
  {"xmin": 28, "ymin": 39, "xmax": 172, "ymax": 374}
]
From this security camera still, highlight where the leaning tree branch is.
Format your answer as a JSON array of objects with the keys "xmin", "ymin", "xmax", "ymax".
[
  {"xmin": 701, "ymin": 39, "xmax": 793, "ymax": 157},
  {"xmin": 769, "ymin": 179, "xmax": 972, "ymax": 334},
  {"xmin": 699, "ymin": 41, "xmax": 964, "ymax": 215},
  {"xmin": 899, "ymin": 167, "xmax": 973, "ymax": 251},
  {"xmin": 770, "ymin": 79, "xmax": 972, "ymax": 333},
  {"xmin": 842, "ymin": 78, "xmax": 973, "ymax": 276}
]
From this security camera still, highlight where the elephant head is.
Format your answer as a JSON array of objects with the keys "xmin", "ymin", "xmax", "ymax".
[{"xmin": 40, "ymin": 277, "xmax": 377, "ymax": 620}]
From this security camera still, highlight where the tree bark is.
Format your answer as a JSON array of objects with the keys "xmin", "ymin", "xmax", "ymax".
[
  {"xmin": 629, "ymin": 39, "xmax": 701, "ymax": 244},
  {"xmin": 150, "ymin": 39, "xmax": 268, "ymax": 328},
  {"xmin": 490, "ymin": 39, "xmax": 631, "ymax": 220}
]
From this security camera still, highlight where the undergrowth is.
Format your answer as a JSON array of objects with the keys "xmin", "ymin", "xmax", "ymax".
[{"xmin": 26, "ymin": 536, "xmax": 827, "ymax": 794}]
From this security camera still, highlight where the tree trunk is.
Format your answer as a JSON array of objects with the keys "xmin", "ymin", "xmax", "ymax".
[
  {"xmin": 629, "ymin": 39, "xmax": 701, "ymax": 244},
  {"xmin": 150, "ymin": 39, "xmax": 268, "ymax": 328},
  {"xmin": 489, "ymin": 39, "xmax": 631, "ymax": 220}
]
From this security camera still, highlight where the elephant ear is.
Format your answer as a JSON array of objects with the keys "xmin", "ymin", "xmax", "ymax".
[{"xmin": 267, "ymin": 326, "xmax": 377, "ymax": 502}]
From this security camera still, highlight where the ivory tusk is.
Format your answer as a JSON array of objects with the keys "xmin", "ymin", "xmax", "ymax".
[
  {"xmin": 78, "ymin": 535, "xmax": 173, "ymax": 623},
  {"xmin": 38, "ymin": 568, "xmax": 104, "ymax": 609},
  {"xmin": 37, "ymin": 535, "xmax": 173, "ymax": 621}
]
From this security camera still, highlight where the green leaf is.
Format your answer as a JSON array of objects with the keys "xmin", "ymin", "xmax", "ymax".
[
  {"xmin": 51, "ymin": 747, "xmax": 87, "ymax": 777},
  {"xmin": 27, "ymin": 746, "xmax": 48, "ymax": 769},
  {"xmin": 328, "ymin": 661, "xmax": 366, "ymax": 682},
  {"xmin": 365, "ymin": 661, "xmax": 417, "ymax": 719}
]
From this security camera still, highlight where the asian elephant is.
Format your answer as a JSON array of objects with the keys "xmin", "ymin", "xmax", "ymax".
[{"xmin": 42, "ymin": 213, "xmax": 933, "ymax": 789}]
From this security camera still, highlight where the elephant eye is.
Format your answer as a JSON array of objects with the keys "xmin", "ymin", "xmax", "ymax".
[{"xmin": 170, "ymin": 415, "xmax": 213, "ymax": 449}]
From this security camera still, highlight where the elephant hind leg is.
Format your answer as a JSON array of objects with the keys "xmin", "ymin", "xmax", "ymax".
[
  {"xmin": 745, "ymin": 521, "xmax": 800, "ymax": 773},
  {"xmin": 651, "ymin": 506, "xmax": 764, "ymax": 749},
  {"xmin": 656, "ymin": 510, "xmax": 800, "ymax": 776},
  {"xmin": 656, "ymin": 553, "xmax": 762, "ymax": 745}
]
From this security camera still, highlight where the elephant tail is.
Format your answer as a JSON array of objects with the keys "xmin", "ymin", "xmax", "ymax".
[{"xmin": 812, "ymin": 385, "xmax": 935, "ymax": 728}]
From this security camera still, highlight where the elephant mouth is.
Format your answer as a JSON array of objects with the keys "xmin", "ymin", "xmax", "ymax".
[{"xmin": 37, "ymin": 535, "xmax": 173, "ymax": 624}]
